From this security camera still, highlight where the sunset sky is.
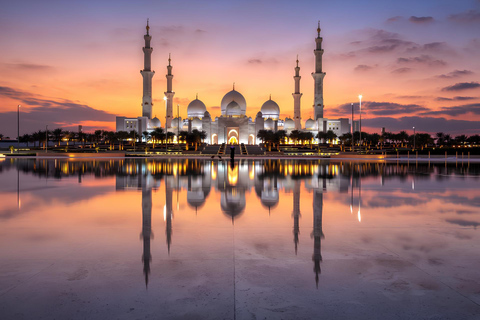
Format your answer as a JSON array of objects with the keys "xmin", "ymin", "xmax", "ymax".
[{"xmin": 0, "ymin": 0, "xmax": 479, "ymax": 138}]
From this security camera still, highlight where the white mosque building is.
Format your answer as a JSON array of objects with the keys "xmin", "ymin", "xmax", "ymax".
[{"xmin": 116, "ymin": 21, "xmax": 351, "ymax": 144}]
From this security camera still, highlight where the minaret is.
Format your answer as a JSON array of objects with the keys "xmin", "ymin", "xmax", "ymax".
[
  {"xmin": 312, "ymin": 189, "xmax": 324, "ymax": 288},
  {"xmin": 141, "ymin": 182, "xmax": 153, "ymax": 288},
  {"xmin": 141, "ymin": 20, "xmax": 155, "ymax": 119},
  {"xmin": 292, "ymin": 180, "xmax": 301, "ymax": 254},
  {"xmin": 164, "ymin": 54, "xmax": 175, "ymax": 128},
  {"xmin": 165, "ymin": 177, "xmax": 173, "ymax": 254},
  {"xmin": 293, "ymin": 56, "xmax": 303, "ymax": 130},
  {"xmin": 311, "ymin": 21, "xmax": 326, "ymax": 121}
]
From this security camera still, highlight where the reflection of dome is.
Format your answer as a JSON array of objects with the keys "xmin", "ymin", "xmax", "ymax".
[
  {"xmin": 192, "ymin": 118, "xmax": 203, "ymax": 130},
  {"xmin": 261, "ymin": 189, "xmax": 279, "ymax": 210},
  {"xmin": 187, "ymin": 99, "xmax": 207, "ymax": 118},
  {"xmin": 226, "ymin": 101, "xmax": 242, "ymax": 116},
  {"xmin": 171, "ymin": 117, "xmax": 182, "ymax": 128},
  {"xmin": 284, "ymin": 118, "xmax": 295, "ymax": 130},
  {"xmin": 150, "ymin": 117, "xmax": 161, "ymax": 128},
  {"xmin": 261, "ymin": 99, "xmax": 280, "ymax": 119},
  {"xmin": 221, "ymin": 90, "xmax": 246, "ymax": 115},
  {"xmin": 264, "ymin": 118, "xmax": 274, "ymax": 130},
  {"xmin": 220, "ymin": 190, "xmax": 245, "ymax": 221},
  {"xmin": 305, "ymin": 118, "xmax": 316, "ymax": 130},
  {"xmin": 187, "ymin": 190, "xmax": 206, "ymax": 209}
]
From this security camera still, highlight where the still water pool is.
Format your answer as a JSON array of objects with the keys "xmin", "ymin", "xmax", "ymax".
[{"xmin": 1, "ymin": 158, "xmax": 479, "ymax": 319}]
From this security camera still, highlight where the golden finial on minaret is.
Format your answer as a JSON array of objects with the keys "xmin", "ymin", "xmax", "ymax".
[
  {"xmin": 296, "ymin": 54, "xmax": 299, "ymax": 67},
  {"xmin": 233, "ymin": 82, "xmax": 235, "ymax": 90},
  {"xmin": 317, "ymin": 20, "xmax": 321, "ymax": 37},
  {"xmin": 269, "ymin": 94, "xmax": 272, "ymax": 100},
  {"xmin": 146, "ymin": 18, "xmax": 150, "ymax": 35},
  {"xmin": 196, "ymin": 93, "xmax": 198, "ymax": 99},
  {"xmin": 168, "ymin": 53, "xmax": 171, "ymax": 66}
]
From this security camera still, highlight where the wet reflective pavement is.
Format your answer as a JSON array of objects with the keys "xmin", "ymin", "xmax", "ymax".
[{"xmin": 0, "ymin": 158, "xmax": 479, "ymax": 319}]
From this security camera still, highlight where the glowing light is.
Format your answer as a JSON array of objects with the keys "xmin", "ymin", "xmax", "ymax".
[
  {"xmin": 358, "ymin": 210, "xmax": 361, "ymax": 222},
  {"xmin": 163, "ymin": 205, "xmax": 166, "ymax": 221},
  {"xmin": 350, "ymin": 204, "xmax": 353, "ymax": 214}
]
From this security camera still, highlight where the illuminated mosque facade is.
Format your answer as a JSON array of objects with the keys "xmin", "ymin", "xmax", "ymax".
[{"xmin": 116, "ymin": 21, "xmax": 351, "ymax": 143}]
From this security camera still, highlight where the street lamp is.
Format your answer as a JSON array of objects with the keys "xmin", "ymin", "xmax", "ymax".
[
  {"xmin": 358, "ymin": 95, "xmax": 362, "ymax": 151},
  {"xmin": 45, "ymin": 125, "xmax": 48, "ymax": 153},
  {"xmin": 351, "ymin": 103, "xmax": 354, "ymax": 152},
  {"xmin": 177, "ymin": 104, "xmax": 180, "ymax": 147},
  {"xmin": 17, "ymin": 104, "xmax": 21, "ymax": 152},
  {"xmin": 164, "ymin": 96, "xmax": 168, "ymax": 152},
  {"xmin": 413, "ymin": 126, "xmax": 416, "ymax": 150}
]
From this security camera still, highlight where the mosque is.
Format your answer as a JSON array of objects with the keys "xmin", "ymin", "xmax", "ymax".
[{"xmin": 116, "ymin": 21, "xmax": 351, "ymax": 143}]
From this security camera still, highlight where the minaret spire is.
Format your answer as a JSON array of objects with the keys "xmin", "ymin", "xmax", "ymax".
[
  {"xmin": 164, "ymin": 54, "xmax": 175, "ymax": 128},
  {"xmin": 293, "ymin": 56, "xmax": 303, "ymax": 130},
  {"xmin": 141, "ymin": 20, "xmax": 155, "ymax": 119},
  {"xmin": 311, "ymin": 20, "xmax": 326, "ymax": 123}
]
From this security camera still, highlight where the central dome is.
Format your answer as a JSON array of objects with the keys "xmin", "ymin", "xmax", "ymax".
[
  {"xmin": 226, "ymin": 101, "xmax": 242, "ymax": 116},
  {"xmin": 187, "ymin": 99, "xmax": 207, "ymax": 119},
  {"xmin": 221, "ymin": 89, "xmax": 246, "ymax": 116},
  {"xmin": 260, "ymin": 99, "xmax": 280, "ymax": 119}
]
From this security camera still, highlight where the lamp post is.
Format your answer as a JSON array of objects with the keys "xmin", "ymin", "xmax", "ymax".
[
  {"xmin": 177, "ymin": 104, "xmax": 180, "ymax": 146},
  {"xmin": 358, "ymin": 95, "xmax": 362, "ymax": 151},
  {"xmin": 17, "ymin": 104, "xmax": 21, "ymax": 152},
  {"xmin": 351, "ymin": 103, "xmax": 354, "ymax": 152},
  {"xmin": 413, "ymin": 126, "xmax": 416, "ymax": 150},
  {"xmin": 45, "ymin": 125, "xmax": 48, "ymax": 153},
  {"xmin": 164, "ymin": 96, "xmax": 168, "ymax": 152}
]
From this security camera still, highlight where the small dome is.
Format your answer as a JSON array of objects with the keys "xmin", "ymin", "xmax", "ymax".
[
  {"xmin": 171, "ymin": 117, "xmax": 182, "ymax": 128},
  {"xmin": 150, "ymin": 117, "xmax": 161, "ymax": 128},
  {"xmin": 204, "ymin": 111, "xmax": 211, "ymax": 118},
  {"xmin": 221, "ymin": 89, "xmax": 246, "ymax": 115},
  {"xmin": 256, "ymin": 111, "xmax": 263, "ymax": 118},
  {"xmin": 284, "ymin": 118, "xmax": 295, "ymax": 130},
  {"xmin": 305, "ymin": 118, "xmax": 316, "ymax": 130},
  {"xmin": 264, "ymin": 118, "xmax": 274, "ymax": 130},
  {"xmin": 192, "ymin": 117, "xmax": 203, "ymax": 130},
  {"xmin": 226, "ymin": 101, "xmax": 242, "ymax": 116},
  {"xmin": 261, "ymin": 99, "xmax": 280, "ymax": 119},
  {"xmin": 187, "ymin": 99, "xmax": 207, "ymax": 119}
]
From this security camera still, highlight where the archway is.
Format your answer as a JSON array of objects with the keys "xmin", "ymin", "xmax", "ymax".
[
  {"xmin": 212, "ymin": 134, "xmax": 218, "ymax": 144},
  {"xmin": 248, "ymin": 134, "xmax": 255, "ymax": 145},
  {"xmin": 228, "ymin": 136, "xmax": 238, "ymax": 144}
]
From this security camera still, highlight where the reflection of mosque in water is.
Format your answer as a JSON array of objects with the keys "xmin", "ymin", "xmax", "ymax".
[{"xmin": 115, "ymin": 159, "xmax": 353, "ymax": 287}]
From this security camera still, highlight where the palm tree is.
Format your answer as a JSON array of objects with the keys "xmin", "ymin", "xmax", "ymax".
[
  {"xmin": 0, "ymin": 133, "xmax": 3, "ymax": 140},
  {"xmin": 256, "ymin": 130, "xmax": 269, "ymax": 145},
  {"xmin": 316, "ymin": 131, "xmax": 327, "ymax": 144},
  {"xmin": 289, "ymin": 130, "xmax": 301, "ymax": 144},
  {"xmin": 325, "ymin": 130, "xmax": 337, "ymax": 144},
  {"xmin": 52, "ymin": 128, "xmax": 64, "ymax": 147},
  {"xmin": 142, "ymin": 131, "xmax": 150, "ymax": 143},
  {"xmin": 455, "ymin": 135, "xmax": 467, "ymax": 146}
]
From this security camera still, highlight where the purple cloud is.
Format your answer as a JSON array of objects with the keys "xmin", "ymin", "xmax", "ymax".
[
  {"xmin": 441, "ymin": 82, "xmax": 480, "ymax": 91},
  {"xmin": 409, "ymin": 16, "xmax": 434, "ymax": 24},
  {"xmin": 354, "ymin": 64, "xmax": 374, "ymax": 72},
  {"xmin": 435, "ymin": 96, "xmax": 476, "ymax": 101},
  {"xmin": 448, "ymin": 10, "xmax": 480, "ymax": 23},
  {"xmin": 420, "ymin": 103, "xmax": 480, "ymax": 116},
  {"xmin": 436, "ymin": 70, "xmax": 474, "ymax": 79},
  {"xmin": 330, "ymin": 101, "xmax": 429, "ymax": 116},
  {"xmin": 397, "ymin": 55, "xmax": 447, "ymax": 66}
]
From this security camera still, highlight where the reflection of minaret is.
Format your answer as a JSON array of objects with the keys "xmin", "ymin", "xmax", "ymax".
[
  {"xmin": 165, "ymin": 178, "xmax": 173, "ymax": 254},
  {"xmin": 311, "ymin": 21, "xmax": 326, "ymax": 121},
  {"xmin": 141, "ymin": 183, "xmax": 153, "ymax": 287},
  {"xmin": 293, "ymin": 56, "xmax": 303, "ymax": 130},
  {"xmin": 292, "ymin": 180, "xmax": 301, "ymax": 254},
  {"xmin": 312, "ymin": 190, "xmax": 324, "ymax": 288},
  {"xmin": 164, "ymin": 54, "xmax": 175, "ymax": 128},
  {"xmin": 141, "ymin": 20, "xmax": 155, "ymax": 119}
]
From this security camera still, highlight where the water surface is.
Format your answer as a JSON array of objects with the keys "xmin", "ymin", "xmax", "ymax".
[{"xmin": 1, "ymin": 158, "xmax": 479, "ymax": 319}]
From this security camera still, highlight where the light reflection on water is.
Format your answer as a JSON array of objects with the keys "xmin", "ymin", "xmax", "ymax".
[{"xmin": 0, "ymin": 158, "xmax": 479, "ymax": 317}]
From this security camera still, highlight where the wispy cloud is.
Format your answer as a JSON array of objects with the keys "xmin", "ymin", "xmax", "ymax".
[
  {"xmin": 409, "ymin": 16, "xmax": 434, "ymax": 24},
  {"xmin": 354, "ymin": 64, "xmax": 375, "ymax": 72},
  {"xmin": 441, "ymin": 82, "xmax": 480, "ymax": 91},
  {"xmin": 436, "ymin": 70, "xmax": 474, "ymax": 79},
  {"xmin": 330, "ymin": 101, "xmax": 429, "ymax": 116},
  {"xmin": 435, "ymin": 96, "xmax": 476, "ymax": 101},
  {"xmin": 448, "ymin": 10, "xmax": 480, "ymax": 24},
  {"xmin": 397, "ymin": 54, "xmax": 447, "ymax": 67},
  {"xmin": 420, "ymin": 103, "xmax": 480, "ymax": 116}
]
